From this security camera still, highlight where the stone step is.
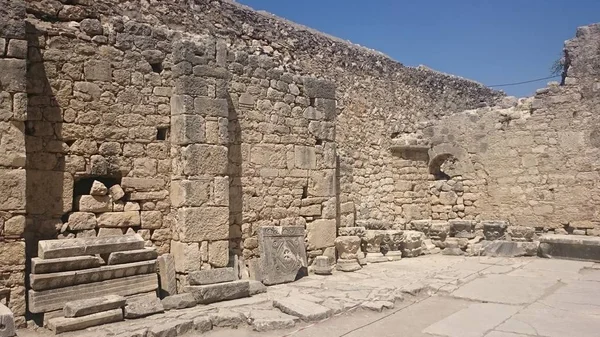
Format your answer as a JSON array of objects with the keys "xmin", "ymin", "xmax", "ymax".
[
  {"xmin": 248, "ymin": 309, "xmax": 299, "ymax": 332},
  {"xmin": 539, "ymin": 234, "xmax": 600, "ymax": 262},
  {"xmin": 31, "ymin": 256, "xmax": 102, "ymax": 274},
  {"xmin": 188, "ymin": 267, "xmax": 236, "ymax": 285},
  {"xmin": 38, "ymin": 235, "xmax": 145, "ymax": 259},
  {"xmin": 124, "ymin": 294, "xmax": 164, "ymax": 319},
  {"xmin": 481, "ymin": 241, "xmax": 538, "ymax": 257},
  {"xmin": 107, "ymin": 248, "xmax": 158, "ymax": 265},
  {"xmin": 29, "ymin": 274, "xmax": 158, "ymax": 313},
  {"xmin": 47, "ymin": 308, "xmax": 123, "ymax": 334},
  {"xmin": 30, "ymin": 260, "xmax": 156, "ymax": 291},
  {"xmin": 63, "ymin": 295, "xmax": 126, "ymax": 318},
  {"xmin": 273, "ymin": 297, "xmax": 333, "ymax": 322},
  {"xmin": 184, "ymin": 280, "xmax": 250, "ymax": 304}
]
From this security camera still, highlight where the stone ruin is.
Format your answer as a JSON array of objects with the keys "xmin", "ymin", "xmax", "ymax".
[{"xmin": 0, "ymin": 0, "xmax": 599, "ymax": 334}]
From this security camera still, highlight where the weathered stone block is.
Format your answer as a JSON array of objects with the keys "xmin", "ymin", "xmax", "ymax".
[
  {"xmin": 258, "ymin": 226, "xmax": 307, "ymax": 285},
  {"xmin": 273, "ymin": 297, "xmax": 333, "ymax": 322},
  {"xmin": 171, "ymin": 114, "xmax": 205, "ymax": 145},
  {"xmin": 124, "ymin": 294, "xmax": 164, "ymax": 319},
  {"xmin": 170, "ymin": 179, "xmax": 211, "ymax": 207},
  {"xmin": 76, "ymin": 195, "xmax": 111, "ymax": 213},
  {"xmin": 302, "ymin": 78, "xmax": 335, "ymax": 99},
  {"xmin": 161, "ymin": 293, "xmax": 196, "ymax": 311},
  {"xmin": 174, "ymin": 76, "xmax": 208, "ymax": 96},
  {"xmin": 48, "ymin": 308, "xmax": 123, "ymax": 334},
  {"xmin": 38, "ymin": 234, "xmax": 145, "ymax": 259},
  {"xmin": 67, "ymin": 212, "xmax": 97, "ymax": 231},
  {"xmin": 109, "ymin": 185, "xmax": 125, "ymax": 201},
  {"xmin": 309, "ymin": 170, "xmax": 336, "ymax": 197},
  {"xmin": 312, "ymin": 256, "xmax": 332, "ymax": 275},
  {"xmin": 177, "ymin": 207, "xmax": 229, "ymax": 242},
  {"xmin": 170, "ymin": 94, "xmax": 194, "ymax": 116},
  {"xmin": 0, "ymin": 59, "xmax": 26, "ymax": 92},
  {"xmin": 63, "ymin": 295, "xmax": 126, "ymax": 318},
  {"xmin": 140, "ymin": 211, "xmax": 162, "ymax": 229},
  {"xmin": 4, "ymin": 215, "xmax": 25, "ymax": 236},
  {"xmin": 96, "ymin": 211, "xmax": 141, "ymax": 228},
  {"xmin": 0, "ymin": 303, "xmax": 15, "ymax": 337},
  {"xmin": 90, "ymin": 180, "xmax": 108, "ymax": 196},
  {"xmin": 170, "ymin": 241, "xmax": 201, "ymax": 273},
  {"xmin": 121, "ymin": 178, "xmax": 165, "ymax": 192},
  {"xmin": 157, "ymin": 254, "xmax": 177, "ymax": 297},
  {"xmin": 107, "ymin": 248, "xmax": 158, "ymax": 265},
  {"xmin": 306, "ymin": 219, "xmax": 336, "ymax": 250},
  {"xmin": 31, "ymin": 256, "xmax": 101, "ymax": 274},
  {"xmin": 184, "ymin": 280, "xmax": 250, "ymax": 304},
  {"xmin": 539, "ymin": 234, "xmax": 600, "ymax": 262},
  {"xmin": 506, "ymin": 226, "xmax": 535, "ymax": 242},
  {"xmin": 84, "ymin": 60, "xmax": 111, "ymax": 82},
  {"xmin": 449, "ymin": 219, "xmax": 475, "ymax": 238},
  {"xmin": 30, "ymin": 260, "xmax": 156, "ymax": 291},
  {"xmin": 194, "ymin": 97, "xmax": 229, "ymax": 117},
  {"xmin": 188, "ymin": 268, "xmax": 236, "ymax": 285},
  {"xmin": 0, "ymin": 169, "xmax": 25, "ymax": 211},
  {"xmin": 28, "ymin": 274, "xmax": 159, "ymax": 313},
  {"xmin": 181, "ymin": 144, "xmax": 228, "ymax": 175},
  {"xmin": 295, "ymin": 146, "xmax": 316, "ymax": 169},
  {"xmin": 209, "ymin": 241, "xmax": 229, "ymax": 268}
]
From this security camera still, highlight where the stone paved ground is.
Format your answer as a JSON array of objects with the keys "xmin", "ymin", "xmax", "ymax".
[{"xmin": 19, "ymin": 255, "xmax": 600, "ymax": 337}]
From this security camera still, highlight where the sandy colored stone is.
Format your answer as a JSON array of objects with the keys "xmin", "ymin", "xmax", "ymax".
[
  {"xmin": 67, "ymin": 212, "xmax": 97, "ymax": 230},
  {"xmin": 97, "ymin": 211, "xmax": 141, "ymax": 228},
  {"xmin": 76, "ymin": 195, "xmax": 111, "ymax": 213},
  {"xmin": 63, "ymin": 295, "xmax": 125, "ymax": 318},
  {"xmin": 90, "ymin": 180, "xmax": 108, "ymax": 196},
  {"xmin": 306, "ymin": 219, "xmax": 336, "ymax": 250}
]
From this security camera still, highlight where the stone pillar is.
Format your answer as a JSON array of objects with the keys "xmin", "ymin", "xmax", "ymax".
[
  {"xmin": 0, "ymin": 0, "xmax": 28, "ymax": 326},
  {"xmin": 170, "ymin": 39, "xmax": 231, "ymax": 289}
]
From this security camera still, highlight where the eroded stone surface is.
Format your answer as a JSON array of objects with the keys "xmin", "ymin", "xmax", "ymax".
[{"xmin": 258, "ymin": 226, "xmax": 307, "ymax": 285}]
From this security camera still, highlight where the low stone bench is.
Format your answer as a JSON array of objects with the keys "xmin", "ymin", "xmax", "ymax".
[{"xmin": 539, "ymin": 234, "xmax": 600, "ymax": 262}]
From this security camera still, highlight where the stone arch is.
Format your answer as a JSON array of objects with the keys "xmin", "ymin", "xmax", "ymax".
[{"xmin": 428, "ymin": 143, "xmax": 473, "ymax": 179}]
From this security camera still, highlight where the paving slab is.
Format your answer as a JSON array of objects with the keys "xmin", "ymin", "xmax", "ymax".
[
  {"xmin": 451, "ymin": 274, "xmax": 557, "ymax": 305},
  {"xmin": 423, "ymin": 302, "xmax": 521, "ymax": 337},
  {"xmin": 496, "ymin": 302, "xmax": 600, "ymax": 337},
  {"xmin": 273, "ymin": 297, "xmax": 332, "ymax": 321},
  {"xmin": 248, "ymin": 309, "xmax": 299, "ymax": 332}
]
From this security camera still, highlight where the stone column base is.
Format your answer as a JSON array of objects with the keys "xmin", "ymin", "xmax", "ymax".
[
  {"xmin": 336, "ymin": 259, "xmax": 361, "ymax": 272},
  {"xmin": 365, "ymin": 252, "xmax": 387, "ymax": 263}
]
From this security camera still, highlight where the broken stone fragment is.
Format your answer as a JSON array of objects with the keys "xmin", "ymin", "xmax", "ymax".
[
  {"xmin": 76, "ymin": 195, "xmax": 112, "ymax": 213},
  {"xmin": 90, "ymin": 180, "xmax": 108, "ymax": 196},
  {"xmin": 482, "ymin": 220, "xmax": 508, "ymax": 241},
  {"xmin": 109, "ymin": 184, "xmax": 125, "ymax": 201},
  {"xmin": 47, "ymin": 308, "xmax": 123, "ymax": 334},
  {"xmin": 363, "ymin": 230, "xmax": 384, "ymax": 253},
  {"xmin": 0, "ymin": 303, "xmax": 16, "ymax": 337}
]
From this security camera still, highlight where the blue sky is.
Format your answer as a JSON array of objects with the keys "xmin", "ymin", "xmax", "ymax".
[{"xmin": 237, "ymin": 0, "xmax": 599, "ymax": 97}]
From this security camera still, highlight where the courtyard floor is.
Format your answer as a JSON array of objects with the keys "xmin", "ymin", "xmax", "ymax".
[{"xmin": 20, "ymin": 255, "xmax": 600, "ymax": 337}]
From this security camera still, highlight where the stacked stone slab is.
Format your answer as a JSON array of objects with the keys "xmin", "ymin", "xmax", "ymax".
[
  {"xmin": 184, "ymin": 268, "xmax": 251, "ymax": 304},
  {"xmin": 46, "ymin": 295, "xmax": 126, "ymax": 334},
  {"xmin": 28, "ymin": 235, "xmax": 159, "ymax": 317}
]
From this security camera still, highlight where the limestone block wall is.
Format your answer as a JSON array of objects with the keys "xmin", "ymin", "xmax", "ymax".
[
  {"xmin": 0, "ymin": 0, "xmax": 28, "ymax": 324},
  {"xmin": 23, "ymin": 8, "xmax": 176, "ymax": 260},
  {"xmin": 409, "ymin": 24, "xmax": 600, "ymax": 234}
]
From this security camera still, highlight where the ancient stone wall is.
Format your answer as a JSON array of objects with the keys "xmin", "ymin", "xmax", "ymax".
[
  {"xmin": 410, "ymin": 24, "xmax": 600, "ymax": 235},
  {"xmin": 0, "ymin": 0, "xmax": 28, "ymax": 324},
  {"xmin": 0, "ymin": 0, "xmax": 516, "ymax": 320}
]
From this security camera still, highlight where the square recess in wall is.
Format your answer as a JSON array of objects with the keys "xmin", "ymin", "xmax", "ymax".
[{"xmin": 156, "ymin": 127, "xmax": 169, "ymax": 141}]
